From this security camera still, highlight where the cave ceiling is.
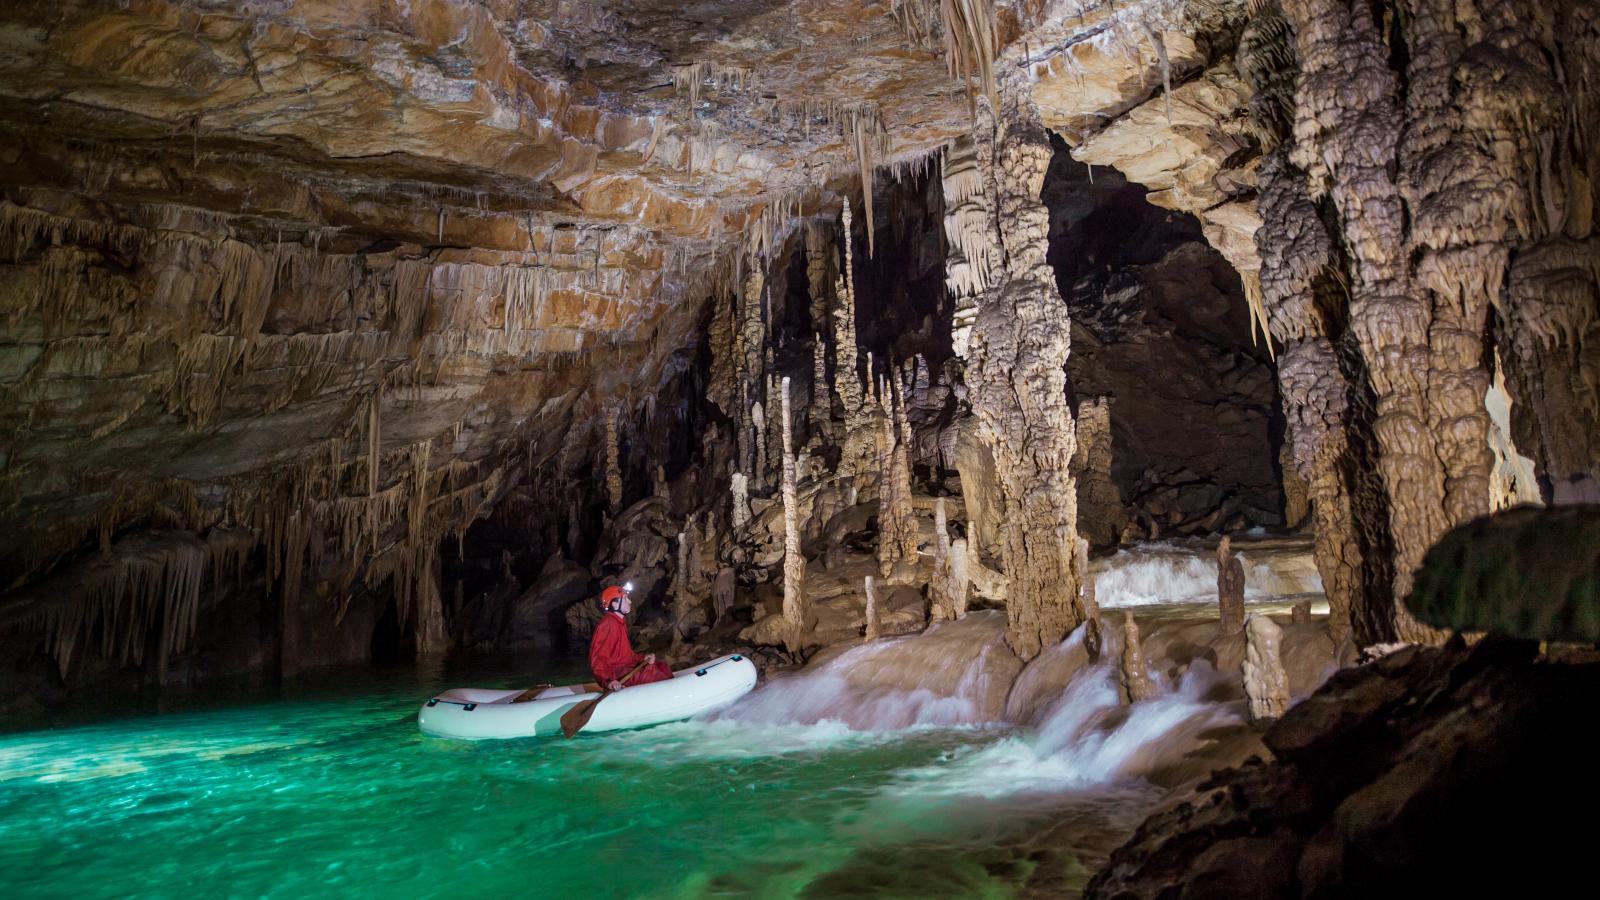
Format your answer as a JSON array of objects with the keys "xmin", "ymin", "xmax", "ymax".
[{"xmin": 0, "ymin": 0, "xmax": 1246, "ymax": 584}]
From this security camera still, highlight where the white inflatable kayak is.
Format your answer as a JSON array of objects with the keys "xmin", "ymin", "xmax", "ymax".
[{"xmin": 417, "ymin": 654, "xmax": 757, "ymax": 740}]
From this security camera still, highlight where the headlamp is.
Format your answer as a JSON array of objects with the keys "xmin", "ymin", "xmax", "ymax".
[{"xmin": 623, "ymin": 581, "xmax": 634, "ymax": 593}]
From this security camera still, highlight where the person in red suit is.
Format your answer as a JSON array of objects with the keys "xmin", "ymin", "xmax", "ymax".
[{"xmin": 589, "ymin": 583, "xmax": 673, "ymax": 690}]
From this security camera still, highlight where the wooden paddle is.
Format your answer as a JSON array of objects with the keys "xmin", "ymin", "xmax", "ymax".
[{"xmin": 559, "ymin": 658, "xmax": 650, "ymax": 738}]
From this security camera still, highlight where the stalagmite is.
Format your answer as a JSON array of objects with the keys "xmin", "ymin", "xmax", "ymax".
[
  {"xmin": 1120, "ymin": 611, "xmax": 1157, "ymax": 703},
  {"xmin": 1291, "ymin": 600, "xmax": 1312, "ymax": 624},
  {"xmin": 1244, "ymin": 613, "xmax": 1290, "ymax": 723},
  {"xmin": 1071, "ymin": 398, "xmax": 1126, "ymax": 546},
  {"xmin": 738, "ymin": 250, "xmax": 766, "ymax": 464},
  {"xmin": 1217, "ymin": 536, "xmax": 1246, "ymax": 636},
  {"xmin": 810, "ymin": 338, "xmax": 830, "ymax": 440},
  {"xmin": 653, "ymin": 465, "xmax": 669, "ymax": 500},
  {"xmin": 673, "ymin": 531, "xmax": 691, "ymax": 643},
  {"xmin": 875, "ymin": 381, "xmax": 918, "ymax": 577},
  {"xmin": 965, "ymin": 71, "xmax": 1085, "ymax": 660},
  {"xmin": 779, "ymin": 377, "xmax": 806, "ymax": 652},
  {"xmin": 930, "ymin": 498, "xmax": 954, "ymax": 621},
  {"xmin": 1077, "ymin": 536, "xmax": 1101, "ymax": 663},
  {"xmin": 752, "ymin": 400, "xmax": 767, "ymax": 492},
  {"xmin": 947, "ymin": 538, "xmax": 970, "ymax": 620},
  {"xmin": 863, "ymin": 575, "xmax": 881, "ymax": 640},
  {"xmin": 832, "ymin": 200, "xmax": 874, "ymax": 480},
  {"xmin": 730, "ymin": 472, "xmax": 750, "ymax": 531}
]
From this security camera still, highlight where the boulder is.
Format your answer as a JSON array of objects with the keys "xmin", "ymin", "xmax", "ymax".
[{"xmin": 509, "ymin": 556, "xmax": 591, "ymax": 647}]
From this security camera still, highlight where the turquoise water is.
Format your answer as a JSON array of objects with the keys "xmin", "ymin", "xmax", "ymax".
[{"xmin": 0, "ymin": 659, "xmax": 1157, "ymax": 899}]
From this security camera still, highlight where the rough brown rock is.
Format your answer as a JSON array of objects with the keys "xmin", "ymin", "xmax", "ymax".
[{"xmin": 1086, "ymin": 638, "xmax": 1600, "ymax": 898}]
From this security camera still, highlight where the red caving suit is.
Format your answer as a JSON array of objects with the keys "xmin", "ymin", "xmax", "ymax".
[{"xmin": 589, "ymin": 611, "xmax": 673, "ymax": 687}]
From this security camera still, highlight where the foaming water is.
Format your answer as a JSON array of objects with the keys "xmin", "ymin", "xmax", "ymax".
[
  {"xmin": 720, "ymin": 624, "xmax": 1013, "ymax": 731},
  {"xmin": 1093, "ymin": 540, "xmax": 1324, "ymax": 607},
  {"xmin": 2, "ymin": 541, "xmax": 1301, "ymax": 899},
  {"xmin": 0, "ymin": 652, "xmax": 1159, "ymax": 899}
]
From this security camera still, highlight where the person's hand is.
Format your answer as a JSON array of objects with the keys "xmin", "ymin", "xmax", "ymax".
[
  {"xmin": 607, "ymin": 680, "xmax": 623, "ymax": 692},
  {"xmin": 644, "ymin": 653, "xmax": 656, "ymax": 665}
]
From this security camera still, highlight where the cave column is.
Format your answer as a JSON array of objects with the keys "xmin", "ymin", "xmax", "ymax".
[
  {"xmin": 1284, "ymin": 0, "xmax": 1451, "ymax": 643},
  {"xmin": 966, "ymin": 73, "xmax": 1085, "ymax": 661},
  {"xmin": 779, "ymin": 378, "xmax": 806, "ymax": 651}
]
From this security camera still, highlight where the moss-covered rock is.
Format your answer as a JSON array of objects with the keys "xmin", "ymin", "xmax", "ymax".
[{"xmin": 1406, "ymin": 505, "xmax": 1600, "ymax": 643}]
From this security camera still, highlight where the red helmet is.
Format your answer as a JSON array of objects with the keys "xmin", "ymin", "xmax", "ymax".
[{"xmin": 600, "ymin": 583, "xmax": 633, "ymax": 612}]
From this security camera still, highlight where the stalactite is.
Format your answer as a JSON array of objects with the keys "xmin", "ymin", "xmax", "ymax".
[
  {"xmin": 965, "ymin": 71, "xmax": 1085, "ymax": 661},
  {"xmin": 367, "ymin": 391, "xmax": 382, "ymax": 496},
  {"xmin": 1243, "ymin": 613, "xmax": 1290, "ymax": 723},
  {"xmin": 605, "ymin": 407, "xmax": 623, "ymax": 513},
  {"xmin": 26, "ymin": 529, "xmax": 256, "ymax": 679},
  {"xmin": 669, "ymin": 61, "xmax": 757, "ymax": 109},
  {"xmin": 936, "ymin": 0, "xmax": 998, "ymax": 114},
  {"xmin": 941, "ymin": 129, "xmax": 998, "ymax": 358},
  {"xmin": 779, "ymin": 377, "xmax": 806, "ymax": 651},
  {"xmin": 848, "ymin": 107, "xmax": 883, "ymax": 258}
]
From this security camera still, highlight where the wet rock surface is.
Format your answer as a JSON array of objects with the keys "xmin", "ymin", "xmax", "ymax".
[{"xmin": 1085, "ymin": 638, "xmax": 1600, "ymax": 898}]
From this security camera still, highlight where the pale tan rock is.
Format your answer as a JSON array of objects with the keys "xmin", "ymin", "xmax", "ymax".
[
  {"xmin": 864, "ymin": 574, "xmax": 881, "ymax": 641},
  {"xmin": 1244, "ymin": 613, "xmax": 1290, "ymax": 723},
  {"xmin": 779, "ymin": 377, "xmax": 806, "ymax": 652}
]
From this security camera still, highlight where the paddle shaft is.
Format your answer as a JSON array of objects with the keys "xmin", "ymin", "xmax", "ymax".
[{"xmin": 559, "ymin": 658, "xmax": 651, "ymax": 738}]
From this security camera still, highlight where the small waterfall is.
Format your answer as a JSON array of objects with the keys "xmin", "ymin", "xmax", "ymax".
[
  {"xmin": 721, "ymin": 611, "xmax": 1017, "ymax": 730},
  {"xmin": 1092, "ymin": 539, "xmax": 1324, "ymax": 608},
  {"xmin": 716, "ymin": 609, "xmax": 1247, "ymax": 792}
]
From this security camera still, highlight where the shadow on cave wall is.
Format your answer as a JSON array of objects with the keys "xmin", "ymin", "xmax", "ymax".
[{"xmin": 1043, "ymin": 133, "xmax": 1286, "ymax": 540}]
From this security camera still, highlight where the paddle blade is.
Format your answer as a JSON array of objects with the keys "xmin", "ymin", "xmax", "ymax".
[{"xmin": 560, "ymin": 696, "xmax": 603, "ymax": 738}]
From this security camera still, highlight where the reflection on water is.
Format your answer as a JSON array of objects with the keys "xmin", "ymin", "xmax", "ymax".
[
  {"xmin": 1, "ymin": 541, "xmax": 1324, "ymax": 898},
  {"xmin": 0, "ymin": 652, "xmax": 1177, "ymax": 899}
]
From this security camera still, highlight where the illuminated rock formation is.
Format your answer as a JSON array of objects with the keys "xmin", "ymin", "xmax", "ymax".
[{"xmin": 1243, "ymin": 613, "xmax": 1290, "ymax": 723}]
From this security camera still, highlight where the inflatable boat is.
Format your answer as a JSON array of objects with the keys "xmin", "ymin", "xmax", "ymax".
[{"xmin": 417, "ymin": 654, "xmax": 757, "ymax": 740}]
